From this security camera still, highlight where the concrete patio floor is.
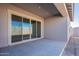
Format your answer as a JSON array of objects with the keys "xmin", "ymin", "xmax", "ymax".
[{"xmin": 0, "ymin": 39, "xmax": 65, "ymax": 56}]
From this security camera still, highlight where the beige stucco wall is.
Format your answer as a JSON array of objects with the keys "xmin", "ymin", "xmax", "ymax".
[
  {"xmin": 0, "ymin": 4, "xmax": 44, "ymax": 48},
  {"xmin": 44, "ymin": 16, "xmax": 68, "ymax": 41},
  {"xmin": 0, "ymin": 5, "xmax": 8, "ymax": 48}
]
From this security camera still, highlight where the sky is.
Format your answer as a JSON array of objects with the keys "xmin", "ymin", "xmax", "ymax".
[{"xmin": 71, "ymin": 3, "xmax": 79, "ymax": 28}]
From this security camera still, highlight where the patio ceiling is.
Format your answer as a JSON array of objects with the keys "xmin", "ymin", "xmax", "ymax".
[{"xmin": 12, "ymin": 3, "xmax": 62, "ymax": 19}]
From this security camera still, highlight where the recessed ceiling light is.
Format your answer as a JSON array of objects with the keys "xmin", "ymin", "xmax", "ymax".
[
  {"xmin": 38, "ymin": 6, "xmax": 41, "ymax": 9},
  {"xmin": 46, "ymin": 12, "xmax": 49, "ymax": 15}
]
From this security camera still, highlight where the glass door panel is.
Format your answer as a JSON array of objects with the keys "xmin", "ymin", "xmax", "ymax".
[
  {"xmin": 37, "ymin": 21, "xmax": 41, "ymax": 38},
  {"xmin": 11, "ymin": 15, "xmax": 22, "ymax": 42},
  {"xmin": 11, "ymin": 14, "xmax": 41, "ymax": 43},
  {"xmin": 31, "ymin": 20, "xmax": 36, "ymax": 38},
  {"xmin": 23, "ymin": 18, "xmax": 30, "ymax": 40}
]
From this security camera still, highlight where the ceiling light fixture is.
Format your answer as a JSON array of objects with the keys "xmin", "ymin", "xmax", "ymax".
[{"xmin": 38, "ymin": 6, "xmax": 41, "ymax": 9}]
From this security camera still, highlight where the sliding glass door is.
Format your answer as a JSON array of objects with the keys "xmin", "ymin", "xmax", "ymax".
[
  {"xmin": 23, "ymin": 18, "xmax": 30, "ymax": 40},
  {"xmin": 37, "ymin": 21, "xmax": 41, "ymax": 38},
  {"xmin": 31, "ymin": 20, "xmax": 36, "ymax": 38},
  {"xmin": 11, "ymin": 14, "xmax": 41, "ymax": 43},
  {"xmin": 11, "ymin": 15, "xmax": 22, "ymax": 42}
]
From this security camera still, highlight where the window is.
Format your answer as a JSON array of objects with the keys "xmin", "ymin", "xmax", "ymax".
[
  {"xmin": 31, "ymin": 20, "xmax": 36, "ymax": 38},
  {"xmin": 11, "ymin": 14, "xmax": 41, "ymax": 43},
  {"xmin": 12, "ymin": 15, "xmax": 22, "ymax": 42},
  {"xmin": 23, "ymin": 18, "xmax": 30, "ymax": 40},
  {"xmin": 37, "ymin": 21, "xmax": 41, "ymax": 38}
]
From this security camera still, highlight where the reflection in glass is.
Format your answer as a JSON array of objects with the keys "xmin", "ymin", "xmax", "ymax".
[
  {"xmin": 37, "ymin": 21, "xmax": 41, "ymax": 38},
  {"xmin": 12, "ymin": 15, "xmax": 22, "ymax": 42},
  {"xmin": 23, "ymin": 18, "xmax": 31, "ymax": 40},
  {"xmin": 31, "ymin": 20, "xmax": 36, "ymax": 38},
  {"xmin": 11, "ymin": 14, "xmax": 41, "ymax": 43}
]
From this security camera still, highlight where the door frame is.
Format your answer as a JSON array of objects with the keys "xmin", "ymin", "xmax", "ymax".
[{"xmin": 8, "ymin": 9, "xmax": 44, "ymax": 46}]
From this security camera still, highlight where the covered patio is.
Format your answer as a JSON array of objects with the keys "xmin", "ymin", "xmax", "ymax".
[
  {"xmin": 0, "ymin": 39, "xmax": 65, "ymax": 56},
  {"xmin": 0, "ymin": 3, "xmax": 73, "ymax": 56}
]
